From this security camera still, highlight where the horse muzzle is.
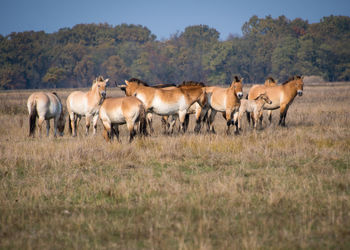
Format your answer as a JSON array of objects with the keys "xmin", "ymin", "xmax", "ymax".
[
  {"xmin": 237, "ymin": 92, "xmax": 243, "ymax": 99},
  {"xmin": 297, "ymin": 90, "xmax": 303, "ymax": 96}
]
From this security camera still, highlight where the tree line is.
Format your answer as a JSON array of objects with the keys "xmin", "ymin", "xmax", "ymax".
[{"xmin": 0, "ymin": 15, "xmax": 349, "ymax": 89}]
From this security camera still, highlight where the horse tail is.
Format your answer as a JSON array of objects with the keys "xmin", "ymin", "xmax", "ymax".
[
  {"xmin": 139, "ymin": 104, "xmax": 148, "ymax": 136},
  {"xmin": 28, "ymin": 99, "xmax": 37, "ymax": 137}
]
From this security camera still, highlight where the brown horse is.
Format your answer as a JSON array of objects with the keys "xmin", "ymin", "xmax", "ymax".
[
  {"xmin": 66, "ymin": 76, "xmax": 109, "ymax": 137},
  {"xmin": 119, "ymin": 78, "xmax": 206, "ymax": 133},
  {"xmin": 27, "ymin": 92, "xmax": 65, "ymax": 137},
  {"xmin": 248, "ymin": 75, "xmax": 304, "ymax": 126},
  {"xmin": 203, "ymin": 76, "xmax": 244, "ymax": 134},
  {"xmin": 99, "ymin": 96, "xmax": 147, "ymax": 142}
]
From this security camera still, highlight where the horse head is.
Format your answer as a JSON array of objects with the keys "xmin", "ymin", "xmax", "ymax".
[
  {"xmin": 294, "ymin": 76, "xmax": 304, "ymax": 96},
  {"xmin": 124, "ymin": 78, "xmax": 144, "ymax": 96},
  {"xmin": 93, "ymin": 76, "xmax": 109, "ymax": 103},
  {"xmin": 231, "ymin": 76, "xmax": 244, "ymax": 99},
  {"xmin": 256, "ymin": 92, "xmax": 272, "ymax": 104}
]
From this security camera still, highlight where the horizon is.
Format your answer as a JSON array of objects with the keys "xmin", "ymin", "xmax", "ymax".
[{"xmin": 1, "ymin": 0, "xmax": 350, "ymax": 40}]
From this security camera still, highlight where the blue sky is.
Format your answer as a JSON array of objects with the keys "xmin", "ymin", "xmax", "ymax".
[{"xmin": 1, "ymin": 0, "xmax": 350, "ymax": 40}]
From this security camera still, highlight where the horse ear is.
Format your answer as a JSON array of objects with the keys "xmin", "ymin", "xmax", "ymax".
[
  {"xmin": 240, "ymin": 78, "xmax": 244, "ymax": 82},
  {"xmin": 125, "ymin": 80, "xmax": 129, "ymax": 85},
  {"xmin": 301, "ymin": 76, "xmax": 304, "ymax": 80},
  {"xmin": 105, "ymin": 78, "xmax": 109, "ymax": 83}
]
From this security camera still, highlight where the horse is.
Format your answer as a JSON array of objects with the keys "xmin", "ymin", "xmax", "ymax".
[
  {"xmin": 203, "ymin": 76, "xmax": 244, "ymax": 134},
  {"xmin": 245, "ymin": 76, "xmax": 278, "ymax": 125},
  {"xmin": 99, "ymin": 96, "xmax": 147, "ymax": 142},
  {"xmin": 237, "ymin": 92, "xmax": 272, "ymax": 130},
  {"xmin": 248, "ymin": 75, "xmax": 304, "ymax": 126},
  {"xmin": 27, "ymin": 92, "xmax": 65, "ymax": 137},
  {"xmin": 66, "ymin": 76, "xmax": 109, "ymax": 137},
  {"xmin": 117, "ymin": 81, "xmax": 177, "ymax": 134},
  {"xmin": 119, "ymin": 78, "xmax": 206, "ymax": 133}
]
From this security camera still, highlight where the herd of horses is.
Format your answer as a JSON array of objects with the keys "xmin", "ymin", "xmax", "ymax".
[{"xmin": 27, "ymin": 75, "xmax": 304, "ymax": 142}]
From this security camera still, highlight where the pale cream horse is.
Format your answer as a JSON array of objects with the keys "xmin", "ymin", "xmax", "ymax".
[
  {"xmin": 27, "ymin": 92, "xmax": 65, "ymax": 137},
  {"xmin": 237, "ymin": 92, "xmax": 272, "ymax": 130},
  {"xmin": 66, "ymin": 76, "xmax": 109, "ymax": 136},
  {"xmin": 248, "ymin": 75, "xmax": 304, "ymax": 126},
  {"xmin": 99, "ymin": 96, "xmax": 147, "ymax": 142}
]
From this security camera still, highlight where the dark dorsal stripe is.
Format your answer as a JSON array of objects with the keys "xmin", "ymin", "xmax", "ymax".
[
  {"xmin": 178, "ymin": 81, "xmax": 205, "ymax": 87},
  {"xmin": 128, "ymin": 78, "xmax": 149, "ymax": 86},
  {"xmin": 282, "ymin": 75, "xmax": 302, "ymax": 85}
]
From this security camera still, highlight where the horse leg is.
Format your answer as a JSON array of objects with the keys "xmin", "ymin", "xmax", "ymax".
[
  {"xmin": 161, "ymin": 116, "xmax": 168, "ymax": 134},
  {"xmin": 279, "ymin": 105, "xmax": 288, "ymax": 127},
  {"xmin": 183, "ymin": 114, "xmax": 190, "ymax": 132},
  {"xmin": 168, "ymin": 115, "xmax": 177, "ymax": 134},
  {"xmin": 127, "ymin": 120, "xmax": 136, "ymax": 142},
  {"xmin": 112, "ymin": 124, "xmax": 120, "ymax": 142},
  {"xmin": 225, "ymin": 109, "xmax": 233, "ymax": 135},
  {"xmin": 147, "ymin": 113, "xmax": 154, "ymax": 134},
  {"xmin": 85, "ymin": 115, "xmax": 91, "ymax": 136},
  {"xmin": 267, "ymin": 110, "xmax": 272, "ymax": 125},
  {"xmin": 178, "ymin": 110, "xmax": 187, "ymax": 133},
  {"xmin": 69, "ymin": 113, "xmax": 78, "ymax": 137},
  {"xmin": 92, "ymin": 114, "xmax": 99, "ymax": 135},
  {"xmin": 102, "ymin": 120, "xmax": 112, "ymax": 142},
  {"xmin": 251, "ymin": 113, "xmax": 255, "ymax": 128},
  {"xmin": 246, "ymin": 111, "xmax": 251, "ymax": 126},
  {"xmin": 194, "ymin": 107, "xmax": 203, "ymax": 133},
  {"xmin": 37, "ymin": 116, "xmax": 45, "ymax": 138},
  {"xmin": 258, "ymin": 111, "xmax": 264, "ymax": 129},
  {"xmin": 46, "ymin": 120, "xmax": 50, "ymax": 137},
  {"xmin": 208, "ymin": 109, "xmax": 217, "ymax": 134},
  {"xmin": 53, "ymin": 117, "xmax": 58, "ymax": 137},
  {"xmin": 253, "ymin": 112, "xmax": 259, "ymax": 129}
]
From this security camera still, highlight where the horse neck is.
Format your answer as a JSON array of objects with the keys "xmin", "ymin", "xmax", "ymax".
[
  {"xmin": 137, "ymin": 84, "xmax": 155, "ymax": 95},
  {"xmin": 87, "ymin": 84, "xmax": 101, "ymax": 103},
  {"xmin": 282, "ymin": 81, "xmax": 298, "ymax": 97}
]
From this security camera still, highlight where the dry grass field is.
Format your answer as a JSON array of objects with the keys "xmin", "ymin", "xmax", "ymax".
[{"xmin": 0, "ymin": 83, "xmax": 350, "ymax": 249}]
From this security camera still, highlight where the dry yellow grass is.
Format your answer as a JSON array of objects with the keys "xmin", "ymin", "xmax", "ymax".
[{"xmin": 0, "ymin": 83, "xmax": 350, "ymax": 249}]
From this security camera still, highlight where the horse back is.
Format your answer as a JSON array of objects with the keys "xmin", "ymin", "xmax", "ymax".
[
  {"xmin": 100, "ymin": 96, "xmax": 142, "ymax": 123},
  {"xmin": 248, "ymin": 85, "xmax": 283, "ymax": 110}
]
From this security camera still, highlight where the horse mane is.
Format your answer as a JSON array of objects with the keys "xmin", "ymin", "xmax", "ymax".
[
  {"xmin": 152, "ymin": 83, "xmax": 177, "ymax": 88},
  {"xmin": 282, "ymin": 75, "xmax": 302, "ymax": 85},
  {"xmin": 178, "ymin": 81, "xmax": 205, "ymax": 87},
  {"xmin": 128, "ymin": 78, "xmax": 149, "ymax": 86},
  {"xmin": 94, "ymin": 75, "xmax": 105, "ymax": 83},
  {"xmin": 234, "ymin": 76, "xmax": 240, "ymax": 82},
  {"xmin": 266, "ymin": 76, "xmax": 276, "ymax": 83}
]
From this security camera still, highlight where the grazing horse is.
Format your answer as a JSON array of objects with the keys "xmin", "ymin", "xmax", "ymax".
[
  {"xmin": 237, "ymin": 92, "xmax": 272, "ymax": 130},
  {"xmin": 120, "ymin": 78, "xmax": 206, "ymax": 133},
  {"xmin": 66, "ymin": 76, "xmax": 109, "ymax": 137},
  {"xmin": 203, "ymin": 76, "xmax": 244, "ymax": 134},
  {"xmin": 248, "ymin": 75, "xmax": 304, "ymax": 126},
  {"xmin": 99, "ymin": 96, "xmax": 147, "ymax": 142},
  {"xmin": 27, "ymin": 92, "xmax": 65, "ymax": 137}
]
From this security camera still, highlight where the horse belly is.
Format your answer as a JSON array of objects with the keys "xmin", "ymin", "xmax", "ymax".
[
  {"xmin": 263, "ymin": 102, "xmax": 280, "ymax": 110},
  {"xmin": 109, "ymin": 108, "xmax": 126, "ymax": 124},
  {"xmin": 152, "ymin": 96, "xmax": 180, "ymax": 115},
  {"xmin": 70, "ymin": 98, "xmax": 88, "ymax": 115}
]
